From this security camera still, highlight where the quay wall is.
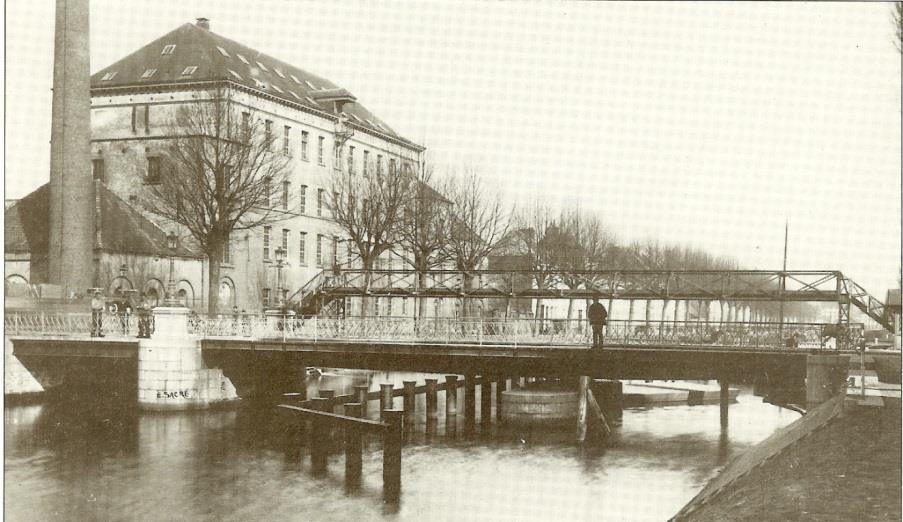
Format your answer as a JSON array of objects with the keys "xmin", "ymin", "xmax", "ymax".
[{"xmin": 4, "ymin": 337, "xmax": 44, "ymax": 395}]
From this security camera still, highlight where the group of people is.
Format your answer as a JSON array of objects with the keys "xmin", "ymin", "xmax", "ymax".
[{"xmin": 90, "ymin": 291, "xmax": 153, "ymax": 338}]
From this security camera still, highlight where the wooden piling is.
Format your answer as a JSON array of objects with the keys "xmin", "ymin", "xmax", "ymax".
[
  {"xmin": 480, "ymin": 377, "xmax": 492, "ymax": 427},
  {"xmin": 576, "ymin": 376, "xmax": 589, "ymax": 443},
  {"xmin": 383, "ymin": 409, "xmax": 403, "ymax": 503},
  {"xmin": 464, "ymin": 374, "xmax": 476, "ymax": 430},
  {"xmin": 403, "ymin": 381, "xmax": 416, "ymax": 422},
  {"xmin": 310, "ymin": 397, "xmax": 330, "ymax": 474},
  {"xmin": 495, "ymin": 375, "xmax": 506, "ymax": 421},
  {"xmin": 445, "ymin": 375, "xmax": 458, "ymax": 416},
  {"xmin": 380, "ymin": 384, "xmax": 394, "ymax": 421},
  {"xmin": 425, "ymin": 378, "xmax": 438, "ymax": 419},
  {"xmin": 343, "ymin": 403, "xmax": 363, "ymax": 488},
  {"xmin": 720, "ymin": 379, "xmax": 729, "ymax": 429},
  {"xmin": 354, "ymin": 385, "xmax": 369, "ymax": 418}
]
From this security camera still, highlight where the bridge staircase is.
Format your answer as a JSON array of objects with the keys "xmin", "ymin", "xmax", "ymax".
[
  {"xmin": 842, "ymin": 277, "xmax": 894, "ymax": 331},
  {"xmin": 286, "ymin": 270, "xmax": 342, "ymax": 316}
]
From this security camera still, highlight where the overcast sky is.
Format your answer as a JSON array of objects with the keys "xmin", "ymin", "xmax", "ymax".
[{"xmin": 4, "ymin": 1, "xmax": 901, "ymax": 294}]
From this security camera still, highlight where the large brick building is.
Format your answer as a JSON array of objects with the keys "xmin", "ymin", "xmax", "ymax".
[{"xmin": 6, "ymin": 18, "xmax": 426, "ymax": 313}]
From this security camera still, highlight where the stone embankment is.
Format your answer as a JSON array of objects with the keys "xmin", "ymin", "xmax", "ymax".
[{"xmin": 672, "ymin": 394, "xmax": 901, "ymax": 521}]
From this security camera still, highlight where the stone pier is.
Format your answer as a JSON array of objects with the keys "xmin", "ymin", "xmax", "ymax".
[{"xmin": 137, "ymin": 306, "xmax": 237, "ymax": 410}]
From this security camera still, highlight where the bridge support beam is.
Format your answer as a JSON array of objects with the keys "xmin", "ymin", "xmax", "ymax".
[
  {"xmin": 425, "ymin": 378, "xmax": 438, "ymax": 420},
  {"xmin": 806, "ymin": 354, "xmax": 850, "ymax": 409},
  {"xmin": 464, "ymin": 374, "xmax": 476, "ymax": 432},
  {"xmin": 480, "ymin": 377, "xmax": 492, "ymax": 428},
  {"xmin": 380, "ymin": 383, "xmax": 394, "ymax": 420},
  {"xmin": 137, "ymin": 306, "xmax": 237, "ymax": 411}
]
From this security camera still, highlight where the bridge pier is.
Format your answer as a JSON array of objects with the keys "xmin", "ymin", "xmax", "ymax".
[
  {"xmin": 445, "ymin": 375, "xmax": 458, "ymax": 416},
  {"xmin": 806, "ymin": 354, "xmax": 850, "ymax": 409},
  {"xmin": 464, "ymin": 374, "xmax": 476, "ymax": 432},
  {"xmin": 719, "ymin": 379, "xmax": 729, "ymax": 429},
  {"xmin": 137, "ymin": 306, "xmax": 236, "ymax": 411},
  {"xmin": 480, "ymin": 377, "xmax": 492, "ymax": 428},
  {"xmin": 425, "ymin": 378, "xmax": 438, "ymax": 419}
]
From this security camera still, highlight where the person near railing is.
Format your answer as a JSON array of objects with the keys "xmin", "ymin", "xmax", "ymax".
[
  {"xmin": 587, "ymin": 296, "xmax": 608, "ymax": 350},
  {"xmin": 90, "ymin": 291, "xmax": 105, "ymax": 337},
  {"xmin": 136, "ymin": 294, "xmax": 151, "ymax": 338}
]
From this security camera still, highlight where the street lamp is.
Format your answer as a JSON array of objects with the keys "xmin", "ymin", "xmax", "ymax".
[
  {"xmin": 165, "ymin": 231, "xmax": 180, "ymax": 306},
  {"xmin": 274, "ymin": 246, "xmax": 286, "ymax": 307}
]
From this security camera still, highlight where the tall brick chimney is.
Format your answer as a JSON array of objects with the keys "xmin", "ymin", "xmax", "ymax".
[{"xmin": 48, "ymin": 0, "xmax": 94, "ymax": 295}]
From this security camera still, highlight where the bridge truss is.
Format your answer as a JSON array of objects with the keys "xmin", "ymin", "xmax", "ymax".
[{"xmin": 291, "ymin": 269, "xmax": 892, "ymax": 331}]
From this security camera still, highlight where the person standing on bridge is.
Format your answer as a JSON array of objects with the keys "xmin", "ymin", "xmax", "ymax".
[
  {"xmin": 587, "ymin": 297, "xmax": 608, "ymax": 350},
  {"xmin": 90, "ymin": 291, "xmax": 105, "ymax": 337}
]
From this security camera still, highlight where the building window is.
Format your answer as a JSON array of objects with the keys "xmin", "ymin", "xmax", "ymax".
[
  {"xmin": 316, "ymin": 234, "xmax": 324, "ymax": 267},
  {"xmin": 318, "ymin": 136, "xmax": 325, "ymax": 165},
  {"xmin": 347, "ymin": 146, "xmax": 355, "ymax": 174},
  {"xmin": 299, "ymin": 185, "xmax": 307, "ymax": 214},
  {"xmin": 282, "ymin": 228, "xmax": 290, "ymax": 254},
  {"xmin": 389, "ymin": 158, "xmax": 396, "ymax": 175},
  {"xmin": 216, "ymin": 46, "xmax": 230, "ymax": 58},
  {"xmin": 301, "ymin": 131, "xmax": 309, "ymax": 161},
  {"xmin": 263, "ymin": 226, "xmax": 271, "ymax": 260},
  {"xmin": 264, "ymin": 177, "xmax": 272, "ymax": 208},
  {"xmin": 265, "ymin": 120, "xmax": 273, "ymax": 150},
  {"xmin": 332, "ymin": 236, "xmax": 339, "ymax": 267},
  {"xmin": 180, "ymin": 66, "xmax": 197, "ymax": 76},
  {"xmin": 317, "ymin": 189, "xmax": 324, "ymax": 217},
  {"xmin": 363, "ymin": 151, "xmax": 369, "ymax": 177},
  {"xmin": 241, "ymin": 112, "xmax": 250, "ymax": 142},
  {"xmin": 92, "ymin": 158, "xmax": 105, "ymax": 181},
  {"xmin": 146, "ymin": 156, "xmax": 162, "ymax": 184},
  {"xmin": 256, "ymin": 61, "xmax": 269, "ymax": 72},
  {"xmin": 101, "ymin": 71, "xmax": 117, "ymax": 82},
  {"xmin": 228, "ymin": 69, "xmax": 243, "ymax": 81},
  {"xmin": 140, "ymin": 68, "xmax": 157, "ymax": 79},
  {"xmin": 223, "ymin": 234, "xmax": 232, "ymax": 264},
  {"xmin": 281, "ymin": 181, "xmax": 290, "ymax": 210},
  {"xmin": 237, "ymin": 53, "xmax": 250, "ymax": 65},
  {"xmin": 376, "ymin": 154, "xmax": 383, "ymax": 178},
  {"xmin": 299, "ymin": 232, "xmax": 307, "ymax": 265},
  {"xmin": 161, "ymin": 44, "xmax": 176, "ymax": 55},
  {"xmin": 262, "ymin": 288, "xmax": 271, "ymax": 307},
  {"xmin": 283, "ymin": 125, "xmax": 290, "ymax": 155},
  {"xmin": 334, "ymin": 142, "xmax": 342, "ymax": 171}
]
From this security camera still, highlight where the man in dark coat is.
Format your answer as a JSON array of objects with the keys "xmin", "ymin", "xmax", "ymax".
[{"xmin": 587, "ymin": 297, "xmax": 608, "ymax": 350}]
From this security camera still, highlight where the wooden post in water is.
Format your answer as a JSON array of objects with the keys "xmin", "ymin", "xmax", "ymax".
[
  {"xmin": 383, "ymin": 409, "xmax": 404, "ymax": 503},
  {"xmin": 464, "ymin": 374, "xmax": 476, "ymax": 431},
  {"xmin": 719, "ymin": 379, "xmax": 729, "ymax": 429},
  {"xmin": 480, "ymin": 377, "xmax": 492, "ymax": 428},
  {"xmin": 343, "ymin": 403, "xmax": 363, "ymax": 488},
  {"xmin": 496, "ymin": 375, "xmax": 506, "ymax": 421},
  {"xmin": 425, "ymin": 378, "xmax": 438, "ymax": 419},
  {"xmin": 354, "ymin": 385, "xmax": 369, "ymax": 418},
  {"xmin": 576, "ymin": 376, "xmax": 589, "ymax": 443},
  {"xmin": 403, "ymin": 381, "xmax": 416, "ymax": 423},
  {"xmin": 310, "ymin": 397, "xmax": 330, "ymax": 474},
  {"xmin": 445, "ymin": 375, "xmax": 458, "ymax": 416},
  {"xmin": 380, "ymin": 384, "xmax": 394, "ymax": 420}
]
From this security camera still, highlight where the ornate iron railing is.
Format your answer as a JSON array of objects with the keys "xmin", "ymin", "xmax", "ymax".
[{"xmin": 6, "ymin": 311, "xmax": 865, "ymax": 350}]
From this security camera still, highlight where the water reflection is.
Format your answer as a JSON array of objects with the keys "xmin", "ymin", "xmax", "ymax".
[{"xmin": 5, "ymin": 374, "xmax": 798, "ymax": 521}]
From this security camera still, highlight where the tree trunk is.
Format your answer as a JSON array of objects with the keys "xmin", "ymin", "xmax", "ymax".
[
  {"xmin": 361, "ymin": 258, "xmax": 373, "ymax": 317},
  {"xmin": 207, "ymin": 254, "xmax": 221, "ymax": 314},
  {"xmin": 645, "ymin": 300, "xmax": 652, "ymax": 326},
  {"xmin": 566, "ymin": 298, "xmax": 575, "ymax": 321},
  {"xmin": 627, "ymin": 299, "xmax": 635, "ymax": 328}
]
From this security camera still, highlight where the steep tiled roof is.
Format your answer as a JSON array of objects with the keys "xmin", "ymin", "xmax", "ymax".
[
  {"xmin": 4, "ymin": 183, "xmax": 199, "ymax": 258},
  {"xmin": 91, "ymin": 22, "xmax": 421, "ymax": 150}
]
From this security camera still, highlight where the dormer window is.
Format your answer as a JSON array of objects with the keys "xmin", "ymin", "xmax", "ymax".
[
  {"xmin": 216, "ymin": 46, "xmax": 231, "ymax": 58},
  {"xmin": 161, "ymin": 44, "xmax": 176, "ymax": 55},
  {"xmin": 272, "ymin": 84, "xmax": 284, "ymax": 94},
  {"xmin": 101, "ymin": 71, "xmax": 117, "ymax": 81},
  {"xmin": 305, "ymin": 96, "xmax": 317, "ymax": 105},
  {"xmin": 305, "ymin": 80, "xmax": 316, "ymax": 90},
  {"xmin": 351, "ymin": 114, "xmax": 363, "ymax": 123},
  {"xmin": 228, "ymin": 69, "xmax": 243, "ymax": 80},
  {"xmin": 237, "ymin": 54, "xmax": 249, "ymax": 64},
  {"xmin": 290, "ymin": 74, "xmax": 302, "ymax": 84},
  {"xmin": 289, "ymin": 91, "xmax": 301, "ymax": 99},
  {"xmin": 180, "ymin": 66, "xmax": 198, "ymax": 76},
  {"xmin": 140, "ymin": 68, "xmax": 157, "ymax": 79},
  {"xmin": 255, "ymin": 61, "xmax": 269, "ymax": 72},
  {"xmin": 273, "ymin": 68, "xmax": 285, "ymax": 78}
]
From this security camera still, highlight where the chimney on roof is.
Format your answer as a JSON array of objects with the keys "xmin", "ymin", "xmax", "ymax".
[{"xmin": 196, "ymin": 17, "xmax": 210, "ymax": 30}]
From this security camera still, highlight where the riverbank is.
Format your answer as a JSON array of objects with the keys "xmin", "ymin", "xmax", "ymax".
[{"xmin": 673, "ymin": 395, "xmax": 901, "ymax": 521}]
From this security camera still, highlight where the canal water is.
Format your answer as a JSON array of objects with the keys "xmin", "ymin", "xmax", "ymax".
[{"xmin": 4, "ymin": 374, "xmax": 798, "ymax": 521}]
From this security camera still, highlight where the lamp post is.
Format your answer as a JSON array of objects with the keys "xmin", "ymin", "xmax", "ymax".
[
  {"xmin": 274, "ymin": 247, "xmax": 286, "ymax": 308},
  {"xmin": 165, "ymin": 231, "xmax": 180, "ymax": 306}
]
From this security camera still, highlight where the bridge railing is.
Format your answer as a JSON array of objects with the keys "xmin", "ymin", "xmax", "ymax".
[
  {"xmin": 4, "ymin": 310, "xmax": 141, "ymax": 338},
  {"xmin": 189, "ymin": 314, "xmax": 863, "ymax": 350}
]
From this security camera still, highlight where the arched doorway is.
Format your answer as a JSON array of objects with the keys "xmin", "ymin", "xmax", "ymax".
[
  {"xmin": 176, "ymin": 280, "xmax": 195, "ymax": 308},
  {"xmin": 219, "ymin": 278, "xmax": 237, "ymax": 312},
  {"xmin": 143, "ymin": 279, "xmax": 165, "ymax": 308},
  {"xmin": 5, "ymin": 274, "xmax": 30, "ymax": 298}
]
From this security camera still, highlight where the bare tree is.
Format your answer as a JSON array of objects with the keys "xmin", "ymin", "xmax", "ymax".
[
  {"xmin": 144, "ymin": 87, "xmax": 293, "ymax": 313},
  {"xmin": 555, "ymin": 208, "xmax": 617, "ymax": 320},
  {"xmin": 328, "ymin": 157, "xmax": 412, "ymax": 316},
  {"xmin": 393, "ymin": 159, "xmax": 453, "ymax": 318},
  {"xmin": 445, "ymin": 170, "xmax": 511, "ymax": 317},
  {"xmin": 515, "ymin": 201, "xmax": 562, "ymax": 325}
]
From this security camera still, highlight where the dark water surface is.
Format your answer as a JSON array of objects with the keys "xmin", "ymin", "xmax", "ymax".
[{"xmin": 4, "ymin": 375, "xmax": 797, "ymax": 521}]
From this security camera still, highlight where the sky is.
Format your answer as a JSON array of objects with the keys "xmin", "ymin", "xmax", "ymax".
[{"xmin": 4, "ymin": 1, "xmax": 901, "ymax": 294}]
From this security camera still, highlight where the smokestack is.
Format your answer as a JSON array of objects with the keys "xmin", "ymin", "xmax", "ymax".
[
  {"xmin": 196, "ymin": 17, "xmax": 210, "ymax": 30},
  {"xmin": 48, "ymin": 0, "xmax": 94, "ymax": 294}
]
